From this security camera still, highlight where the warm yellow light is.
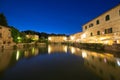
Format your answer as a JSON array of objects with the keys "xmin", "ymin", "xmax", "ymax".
[
  {"xmin": 81, "ymin": 34, "xmax": 86, "ymax": 39},
  {"xmin": 64, "ymin": 46, "xmax": 67, "ymax": 53},
  {"xmin": 82, "ymin": 50, "xmax": 87, "ymax": 58},
  {"xmin": 16, "ymin": 50, "xmax": 20, "ymax": 60},
  {"xmin": 70, "ymin": 47, "xmax": 75, "ymax": 54},
  {"xmin": 64, "ymin": 37, "xmax": 67, "ymax": 41},
  {"xmin": 70, "ymin": 36, "xmax": 75, "ymax": 40},
  {"xmin": 32, "ymin": 47, "xmax": 35, "ymax": 54},
  {"xmin": 48, "ymin": 45, "xmax": 51, "ymax": 54},
  {"xmin": 48, "ymin": 37, "xmax": 51, "ymax": 41}
]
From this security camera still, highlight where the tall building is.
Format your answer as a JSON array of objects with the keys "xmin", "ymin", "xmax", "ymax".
[{"xmin": 80, "ymin": 4, "xmax": 120, "ymax": 45}]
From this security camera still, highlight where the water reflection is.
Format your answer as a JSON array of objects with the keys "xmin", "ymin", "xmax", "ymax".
[
  {"xmin": 0, "ymin": 50, "xmax": 13, "ymax": 72},
  {"xmin": 48, "ymin": 44, "xmax": 68, "ymax": 54},
  {"xmin": 0, "ymin": 45, "xmax": 120, "ymax": 80},
  {"xmin": 80, "ymin": 50, "xmax": 120, "ymax": 80}
]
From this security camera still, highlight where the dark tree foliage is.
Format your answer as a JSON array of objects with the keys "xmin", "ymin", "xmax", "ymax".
[
  {"xmin": 0, "ymin": 13, "xmax": 8, "ymax": 26},
  {"xmin": 22, "ymin": 30, "xmax": 67, "ymax": 39}
]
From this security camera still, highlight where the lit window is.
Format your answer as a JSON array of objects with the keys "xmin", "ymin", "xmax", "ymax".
[{"xmin": 105, "ymin": 15, "xmax": 110, "ymax": 21}]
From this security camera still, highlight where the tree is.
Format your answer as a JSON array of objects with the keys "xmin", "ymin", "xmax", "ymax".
[
  {"xmin": 0, "ymin": 13, "xmax": 8, "ymax": 26},
  {"xmin": 10, "ymin": 26, "xmax": 21, "ymax": 43}
]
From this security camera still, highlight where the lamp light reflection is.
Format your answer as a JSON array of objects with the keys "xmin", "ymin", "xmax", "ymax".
[
  {"xmin": 16, "ymin": 50, "xmax": 20, "ymax": 60},
  {"xmin": 82, "ymin": 50, "xmax": 87, "ymax": 58}
]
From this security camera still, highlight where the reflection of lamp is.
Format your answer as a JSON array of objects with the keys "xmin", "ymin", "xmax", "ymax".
[
  {"xmin": 71, "ymin": 47, "xmax": 75, "ymax": 54},
  {"xmin": 64, "ymin": 46, "xmax": 67, "ymax": 53},
  {"xmin": 116, "ymin": 58, "xmax": 120, "ymax": 66},
  {"xmin": 48, "ymin": 45, "xmax": 51, "ymax": 54},
  {"xmin": 82, "ymin": 50, "xmax": 87, "ymax": 58},
  {"xmin": 32, "ymin": 48, "xmax": 35, "ymax": 54},
  {"xmin": 16, "ymin": 50, "xmax": 20, "ymax": 60}
]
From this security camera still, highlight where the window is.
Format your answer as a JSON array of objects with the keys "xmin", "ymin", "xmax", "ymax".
[
  {"xmin": 90, "ymin": 32, "xmax": 93, "ymax": 36},
  {"xmin": 119, "ymin": 10, "xmax": 120, "ymax": 16},
  {"xmin": 85, "ymin": 26, "xmax": 87, "ymax": 30},
  {"xmin": 89, "ymin": 23, "xmax": 94, "ymax": 27},
  {"xmin": 108, "ymin": 28, "xmax": 112, "ymax": 33},
  {"xmin": 105, "ymin": 29, "xmax": 107, "ymax": 34},
  {"xmin": 105, "ymin": 15, "xmax": 110, "ymax": 21},
  {"xmin": 96, "ymin": 20, "xmax": 99, "ymax": 25},
  {"xmin": 104, "ymin": 28, "xmax": 112, "ymax": 34},
  {"xmin": 0, "ymin": 33, "xmax": 2, "ymax": 38},
  {"xmin": 97, "ymin": 31, "xmax": 100, "ymax": 35}
]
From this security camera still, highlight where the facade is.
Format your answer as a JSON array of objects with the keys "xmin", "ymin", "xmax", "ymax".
[
  {"xmin": 48, "ymin": 36, "xmax": 67, "ymax": 43},
  {"xmin": 70, "ymin": 4, "xmax": 120, "ymax": 45},
  {"xmin": 81, "ymin": 4, "xmax": 120, "ymax": 45},
  {"xmin": 26, "ymin": 34, "xmax": 39, "ymax": 41},
  {"xmin": 0, "ymin": 25, "xmax": 13, "ymax": 45},
  {"xmin": 69, "ymin": 32, "xmax": 83, "ymax": 42}
]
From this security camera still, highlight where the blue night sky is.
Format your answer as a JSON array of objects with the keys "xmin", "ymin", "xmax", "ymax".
[{"xmin": 0, "ymin": 0, "xmax": 120, "ymax": 35}]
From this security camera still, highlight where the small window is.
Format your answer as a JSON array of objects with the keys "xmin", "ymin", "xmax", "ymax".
[
  {"xmin": 108, "ymin": 28, "xmax": 112, "ymax": 33},
  {"xmin": 90, "ymin": 32, "xmax": 93, "ymax": 36},
  {"xmin": 85, "ymin": 26, "xmax": 87, "ymax": 30},
  {"xmin": 97, "ymin": 31, "xmax": 100, "ymax": 35},
  {"xmin": 0, "ymin": 33, "xmax": 2, "ymax": 38},
  {"xmin": 119, "ymin": 10, "xmax": 120, "ymax": 16},
  {"xmin": 89, "ymin": 23, "xmax": 94, "ymax": 27},
  {"xmin": 105, "ymin": 15, "xmax": 110, "ymax": 21},
  {"xmin": 96, "ymin": 20, "xmax": 99, "ymax": 25},
  {"xmin": 105, "ymin": 29, "xmax": 107, "ymax": 34}
]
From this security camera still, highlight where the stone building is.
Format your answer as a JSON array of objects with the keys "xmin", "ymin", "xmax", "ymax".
[
  {"xmin": 48, "ymin": 36, "xmax": 67, "ymax": 43},
  {"xmin": 78, "ymin": 4, "xmax": 120, "ymax": 45},
  {"xmin": 26, "ymin": 34, "xmax": 39, "ymax": 41},
  {"xmin": 0, "ymin": 25, "xmax": 13, "ymax": 45},
  {"xmin": 69, "ymin": 32, "xmax": 83, "ymax": 42}
]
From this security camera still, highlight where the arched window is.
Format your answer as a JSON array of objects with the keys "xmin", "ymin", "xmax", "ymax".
[
  {"xmin": 105, "ymin": 15, "xmax": 110, "ymax": 21},
  {"xmin": 85, "ymin": 26, "xmax": 87, "ymax": 30},
  {"xmin": 96, "ymin": 20, "xmax": 99, "ymax": 25}
]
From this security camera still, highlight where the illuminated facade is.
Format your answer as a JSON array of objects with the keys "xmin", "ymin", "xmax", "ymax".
[
  {"xmin": 48, "ymin": 36, "xmax": 67, "ymax": 43},
  {"xmin": 26, "ymin": 34, "xmax": 39, "ymax": 41},
  {"xmin": 0, "ymin": 25, "xmax": 13, "ymax": 45},
  {"xmin": 82, "ymin": 4, "xmax": 120, "ymax": 45},
  {"xmin": 69, "ymin": 32, "xmax": 83, "ymax": 42}
]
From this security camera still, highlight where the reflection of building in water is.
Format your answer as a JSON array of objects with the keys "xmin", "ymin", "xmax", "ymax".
[
  {"xmin": 24, "ymin": 47, "xmax": 39, "ymax": 57},
  {"xmin": 0, "ymin": 50, "xmax": 13, "ymax": 72},
  {"xmin": 82, "ymin": 50, "xmax": 120, "ymax": 80},
  {"xmin": 48, "ymin": 44, "xmax": 68, "ymax": 54},
  {"xmin": 68, "ymin": 46, "xmax": 82, "ymax": 55}
]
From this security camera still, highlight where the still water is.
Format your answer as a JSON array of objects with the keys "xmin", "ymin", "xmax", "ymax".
[{"xmin": 0, "ymin": 44, "xmax": 120, "ymax": 80}]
